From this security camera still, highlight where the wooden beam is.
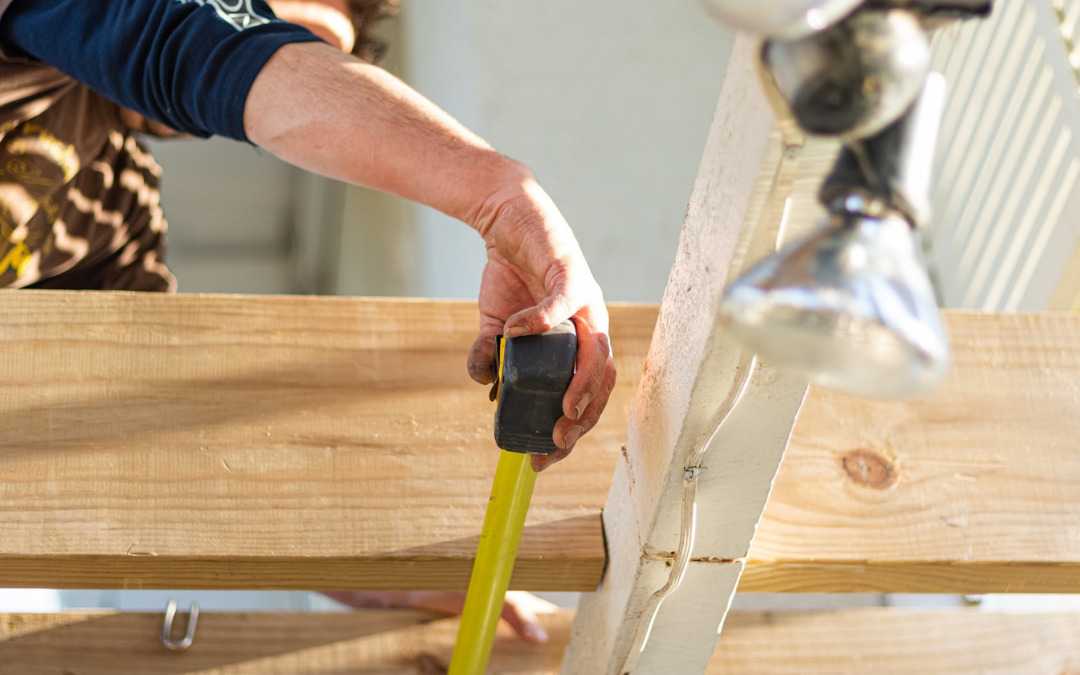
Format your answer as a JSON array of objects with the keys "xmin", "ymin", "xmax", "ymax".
[
  {"xmin": 745, "ymin": 310, "xmax": 1080, "ymax": 593},
  {"xmin": 3, "ymin": 608, "xmax": 1079, "ymax": 674},
  {"xmin": 0, "ymin": 290, "xmax": 653, "ymax": 592},
  {"xmin": 1, "ymin": 291, "xmax": 1080, "ymax": 593},
  {"xmin": 715, "ymin": 609, "xmax": 1080, "ymax": 674},
  {"xmin": 0, "ymin": 609, "xmax": 491, "ymax": 675},
  {"xmin": 564, "ymin": 35, "xmax": 810, "ymax": 674}
]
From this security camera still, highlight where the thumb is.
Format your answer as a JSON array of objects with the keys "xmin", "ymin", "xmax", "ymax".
[
  {"xmin": 467, "ymin": 314, "xmax": 504, "ymax": 385},
  {"xmin": 467, "ymin": 332, "xmax": 498, "ymax": 385},
  {"xmin": 503, "ymin": 283, "xmax": 575, "ymax": 339}
]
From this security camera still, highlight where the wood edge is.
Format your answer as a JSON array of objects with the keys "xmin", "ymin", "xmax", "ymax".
[
  {"xmin": 738, "ymin": 559, "xmax": 1080, "ymax": 593},
  {"xmin": 0, "ymin": 555, "xmax": 605, "ymax": 592},
  {"xmin": 3, "ymin": 607, "xmax": 1080, "ymax": 674}
]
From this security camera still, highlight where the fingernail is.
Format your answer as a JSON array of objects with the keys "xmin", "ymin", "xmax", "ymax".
[
  {"xmin": 525, "ymin": 624, "xmax": 549, "ymax": 643},
  {"xmin": 564, "ymin": 425, "xmax": 584, "ymax": 449},
  {"xmin": 573, "ymin": 393, "xmax": 593, "ymax": 420},
  {"xmin": 506, "ymin": 325, "xmax": 528, "ymax": 338}
]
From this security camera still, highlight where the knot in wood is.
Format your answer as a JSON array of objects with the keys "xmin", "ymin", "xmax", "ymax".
[{"xmin": 840, "ymin": 449, "xmax": 897, "ymax": 489}]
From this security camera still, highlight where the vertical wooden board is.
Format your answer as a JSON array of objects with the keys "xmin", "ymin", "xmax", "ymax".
[
  {"xmin": 564, "ymin": 34, "xmax": 808, "ymax": 674},
  {"xmin": 633, "ymin": 562, "xmax": 744, "ymax": 674}
]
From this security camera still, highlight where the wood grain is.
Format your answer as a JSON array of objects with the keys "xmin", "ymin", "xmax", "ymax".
[
  {"xmin": 1, "ymin": 609, "xmax": 1077, "ymax": 674},
  {"xmin": 745, "ymin": 311, "xmax": 1080, "ymax": 592},
  {"xmin": 714, "ymin": 609, "xmax": 1080, "ymax": 675},
  {"xmin": 1, "ymin": 291, "xmax": 1079, "ymax": 593},
  {"xmin": 0, "ymin": 290, "xmax": 652, "ymax": 591}
]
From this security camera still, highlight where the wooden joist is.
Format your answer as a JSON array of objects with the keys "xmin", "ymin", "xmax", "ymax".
[
  {"xmin": 1, "ymin": 291, "xmax": 1079, "ymax": 592},
  {"xmin": 746, "ymin": 311, "xmax": 1080, "ymax": 593},
  {"xmin": 567, "ymin": 36, "xmax": 811, "ymax": 673},
  {"xmin": 0, "ymin": 291, "xmax": 653, "ymax": 592},
  {"xmin": 566, "ymin": 36, "xmax": 801, "ymax": 673},
  {"xmin": 1, "ymin": 608, "xmax": 1078, "ymax": 674}
]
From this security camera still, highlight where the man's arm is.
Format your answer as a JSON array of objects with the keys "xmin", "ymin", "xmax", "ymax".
[
  {"xmin": 245, "ymin": 41, "xmax": 515, "ymax": 234},
  {"xmin": 244, "ymin": 42, "xmax": 615, "ymax": 468}
]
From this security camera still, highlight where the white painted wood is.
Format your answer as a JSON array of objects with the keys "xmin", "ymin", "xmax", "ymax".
[
  {"xmin": 562, "ymin": 36, "xmax": 808, "ymax": 675},
  {"xmin": 633, "ymin": 563, "xmax": 744, "ymax": 674}
]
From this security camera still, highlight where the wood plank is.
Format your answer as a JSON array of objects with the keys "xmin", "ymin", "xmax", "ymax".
[
  {"xmin": 745, "ymin": 311, "xmax": 1080, "ymax": 593},
  {"xmin": 564, "ymin": 35, "xmax": 809, "ymax": 675},
  {"xmin": 0, "ymin": 291, "xmax": 653, "ymax": 591},
  {"xmin": 1, "ymin": 292, "xmax": 1079, "ymax": 593},
  {"xmin": 712, "ymin": 609, "xmax": 1080, "ymax": 675},
  {"xmin": 0, "ymin": 609, "xmax": 546, "ymax": 675},
  {"xmin": 2, "ymin": 608, "xmax": 1078, "ymax": 674}
]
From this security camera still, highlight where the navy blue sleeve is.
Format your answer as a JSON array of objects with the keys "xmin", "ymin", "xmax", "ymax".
[{"xmin": 0, "ymin": 0, "xmax": 324, "ymax": 141}]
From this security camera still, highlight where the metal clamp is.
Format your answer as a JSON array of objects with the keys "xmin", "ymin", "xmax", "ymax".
[{"xmin": 161, "ymin": 599, "xmax": 199, "ymax": 652}]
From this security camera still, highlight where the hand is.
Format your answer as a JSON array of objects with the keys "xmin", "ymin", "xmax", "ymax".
[
  {"xmin": 323, "ymin": 590, "xmax": 556, "ymax": 643},
  {"xmin": 466, "ymin": 171, "xmax": 617, "ymax": 472}
]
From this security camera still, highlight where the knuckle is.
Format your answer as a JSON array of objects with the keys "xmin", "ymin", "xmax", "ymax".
[{"xmin": 533, "ymin": 315, "xmax": 555, "ymax": 332}]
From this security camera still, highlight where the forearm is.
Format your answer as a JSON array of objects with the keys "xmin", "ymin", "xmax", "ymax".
[{"xmin": 244, "ymin": 41, "xmax": 526, "ymax": 228}]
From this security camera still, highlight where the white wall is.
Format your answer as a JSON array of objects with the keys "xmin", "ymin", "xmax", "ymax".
[
  {"xmin": 150, "ymin": 137, "xmax": 304, "ymax": 294},
  {"xmin": 337, "ymin": 0, "xmax": 734, "ymax": 303}
]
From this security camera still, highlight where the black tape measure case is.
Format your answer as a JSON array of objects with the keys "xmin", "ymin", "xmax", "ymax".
[{"xmin": 493, "ymin": 321, "xmax": 577, "ymax": 454}]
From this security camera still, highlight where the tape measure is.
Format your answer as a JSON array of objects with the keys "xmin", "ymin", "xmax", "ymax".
[
  {"xmin": 449, "ymin": 320, "xmax": 578, "ymax": 675},
  {"xmin": 493, "ymin": 320, "xmax": 577, "ymax": 454}
]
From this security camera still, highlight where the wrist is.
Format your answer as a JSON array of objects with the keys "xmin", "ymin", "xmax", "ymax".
[{"xmin": 462, "ymin": 155, "xmax": 537, "ymax": 238}]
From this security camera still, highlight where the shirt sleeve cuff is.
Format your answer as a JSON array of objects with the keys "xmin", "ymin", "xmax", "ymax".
[{"xmin": 211, "ymin": 27, "xmax": 325, "ymax": 142}]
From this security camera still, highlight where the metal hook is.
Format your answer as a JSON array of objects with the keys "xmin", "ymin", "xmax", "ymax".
[{"xmin": 161, "ymin": 599, "xmax": 199, "ymax": 652}]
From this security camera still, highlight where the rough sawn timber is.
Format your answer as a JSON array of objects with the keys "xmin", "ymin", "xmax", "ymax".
[
  {"xmin": 1, "ymin": 292, "xmax": 1079, "ymax": 595},
  {"xmin": 0, "ymin": 290, "xmax": 652, "ymax": 591},
  {"xmin": 563, "ymin": 34, "xmax": 809, "ymax": 675},
  {"xmin": 0, "ymin": 608, "xmax": 1077, "ymax": 674}
]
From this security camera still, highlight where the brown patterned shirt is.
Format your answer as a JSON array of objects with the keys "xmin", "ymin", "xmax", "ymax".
[{"xmin": 0, "ymin": 50, "xmax": 175, "ymax": 291}]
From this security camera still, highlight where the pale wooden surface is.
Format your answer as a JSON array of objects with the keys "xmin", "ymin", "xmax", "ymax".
[
  {"xmin": 746, "ymin": 311, "xmax": 1080, "ymax": 593},
  {"xmin": 1, "ymin": 291, "xmax": 1079, "ymax": 594},
  {"xmin": 564, "ymin": 35, "xmax": 808, "ymax": 675},
  {"xmin": 2, "ymin": 608, "xmax": 1078, "ymax": 674},
  {"xmin": 0, "ymin": 290, "xmax": 652, "ymax": 591},
  {"xmin": 0, "ymin": 609, "xmax": 549, "ymax": 675},
  {"xmin": 715, "ymin": 609, "xmax": 1080, "ymax": 675}
]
